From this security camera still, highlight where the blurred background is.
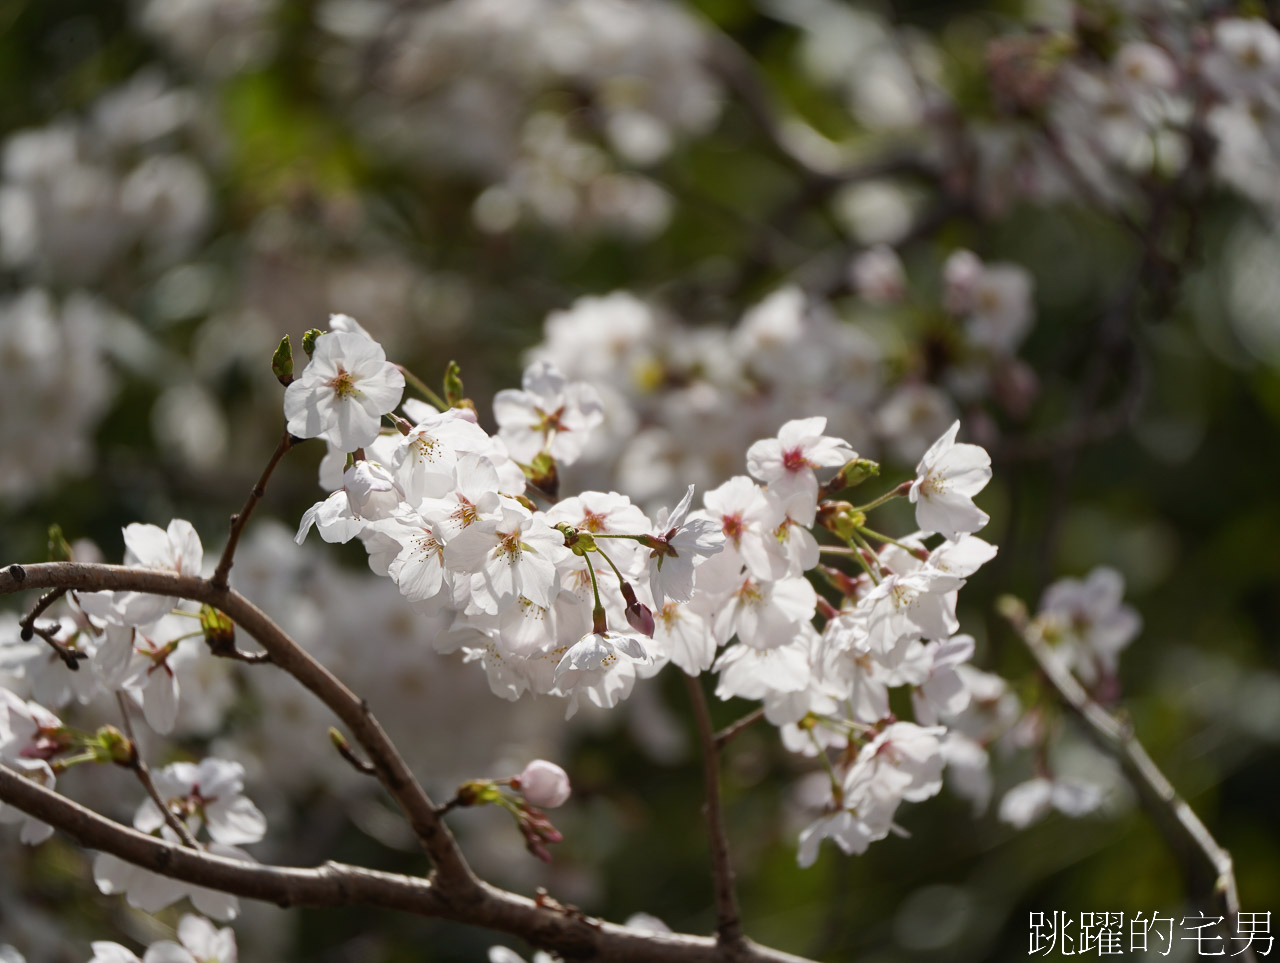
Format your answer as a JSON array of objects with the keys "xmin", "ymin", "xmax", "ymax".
[{"xmin": 1, "ymin": 0, "xmax": 1279, "ymax": 960}]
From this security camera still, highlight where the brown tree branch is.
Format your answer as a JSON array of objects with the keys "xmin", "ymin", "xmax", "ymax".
[
  {"xmin": 714, "ymin": 708, "xmax": 765, "ymax": 749},
  {"xmin": 211, "ymin": 430, "xmax": 298, "ymax": 589},
  {"xmin": 0, "ymin": 765, "xmax": 814, "ymax": 963},
  {"xmin": 115, "ymin": 692, "xmax": 201, "ymax": 850},
  {"xmin": 1, "ymin": 562, "xmax": 476, "ymax": 891},
  {"xmin": 683, "ymin": 673, "xmax": 744, "ymax": 949}
]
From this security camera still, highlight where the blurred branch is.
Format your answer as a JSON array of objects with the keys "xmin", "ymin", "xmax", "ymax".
[
  {"xmin": 714, "ymin": 708, "xmax": 765, "ymax": 749},
  {"xmin": 703, "ymin": 31, "xmax": 933, "ymax": 189},
  {"xmin": 684, "ymin": 673, "xmax": 744, "ymax": 948},
  {"xmin": 1003, "ymin": 602, "xmax": 1255, "ymax": 963}
]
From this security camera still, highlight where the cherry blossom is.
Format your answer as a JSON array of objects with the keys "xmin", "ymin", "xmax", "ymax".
[
  {"xmin": 283, "ymin": 330, "xmax": 405, "ymax": 452},
  {"xmin": 908, "ymin": 421, "xmax": 992, "ymax": 541},
  {"xmin": 643, "ymin": 485, "xmax": 723, "ymax": 607},
  {"xmin": 133, "ymin": 758, "xmax": 266, "ymax": 846},
  {"xmin": 447, "ymin": 502, "xmax": 569, "ymax": 613},
  {"xmin": 88, "ymin": 915, "xmax": 236, "ymax": 963},
  {"xmin": 492, "ymin": 361, "xmax": 604, "ymax": 464},
  {"xmin": 80, "ymin": 520, "xmax": 203, "ymax": 627},
  {"xmin": 745, "ymin": 417, "xmax": 856, "ymax": 504}
]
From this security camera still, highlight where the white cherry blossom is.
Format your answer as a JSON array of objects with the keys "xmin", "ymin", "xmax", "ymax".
[
  {"xmin": 908, "ymin": 421, "xmax": 992, "ymax": 541},
  {"xmin": 88, "ymin": 915, "xmax": 236, "ymax": 963},
  {"xmin": 644, "ymin": 485, "xmax": 723, "ymax": 607},
  {"xmin": 447, "ymin": 502, "xmax": 569, "ymax": 613},
  {"xmin": 79, "ymin": 520, "xmax": 203, "ymax": 627},
  {"xmin": 745, "ymin": 417, "xmax": 856, "ymax": 504},
  {"xmin": 283, "ymin": 330, "xmax": 405, "ymax": 452},
  {"xmin": 492, "ymin": 361, "xmax": 604, "ymax": 464},
  {"xmin": 133, "ymin": 758, "xmax": 266, "ymax": 846}
]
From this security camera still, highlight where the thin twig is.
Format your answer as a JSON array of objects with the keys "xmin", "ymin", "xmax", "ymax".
[
  {"xmin": 1006, "ymin": 607, "xmax": 1255, "ymax": 963},
  {"xmin": 714, "ymin": 708, "xmax": 766, "ymax": 749},
  {"xmin": 683, "ymin": 673, "xmax": 744, "ymax": 948},
  {"xmin": 18, "ymin": 587, "xmax": 66, "ymax": 638},
  {"xmin": 211, "ymin": 430, "xmax": 298, "ymax": 589},
  {"xmin": 29, "ymin": 624, "xmax": 88, "ymax": 671},
  {"xmin": 0, "ymin": 766, "xmax": 815, "ymax": 963},
  {"xmin": 116, "ymin": 692, "xmax": 201, "ymax": 850}
]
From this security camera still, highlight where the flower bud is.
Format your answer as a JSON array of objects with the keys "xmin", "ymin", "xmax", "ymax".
[
  {"xmin": 95, "ymin": 725, "xmax": 137, "ymax": 767},
  {"xmin": 47, "ymin": 524, "xmax": 73, "ymax": 562},
  {"xmin": 820, "ymin": 458, "xmax": 881, "ymax": 497},
  {"xmin": 272, "ymin": 335, "xmax": 294, "ymax": 386},
  {"xmin": 516, "ymin": 759, "xmax": 571, "ymax": 809},
  {"xmin": 523, "ymin": 452, "xmax": 559, "ymax": 498},
  {"xmin": 200, "ymin": 605, "xmax": 236, "ymax": 657},
  {"xmin": 301, "ymin": 328, "xmax": 325, "ymax": 358},
  {"xmin": 621, "ymin": 582, "xmax": 655, "ymax": 637},
  {"xmin": 444, "ymin": 360, "xmax": 471, "ymax": 409},
  {"xmin": 343, "ymin": 461, "xmax": 403, "ymax": 520}
]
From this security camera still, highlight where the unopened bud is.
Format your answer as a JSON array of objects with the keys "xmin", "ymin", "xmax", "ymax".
[
  {"xmin": 443, "ymin": 360, "xmax": 469, "ymax": 408},
  {"xmin": 96, "ymin": 725, "xmax": 136, "ymax": 767},
  {"xmin": 199, "ymin": 604, "xmax": 236, "ymax": 657},
  {"xmin": 523, "ymin": 452, "xmax": 559, "ymax": 498},
  {"xmin": 515, "ymin": 759, "xmax": 572, "ymax": 809},
  {"xmin": 996, "ymin": 594, "xmax": 1029, "ymax": 630},
  {"xmin": 455, "ymin": 779, "xmax": 501, "ymax": 807},
  {"xmin": 301, "ymin": 328, "xmax": 325, "ymax": 358},
  {"xmin": 816, "ymin": 501, "xmax": 864, "ymax": 542},
  {"xmin": 821, "ymin": 459, "xmax": 881, "ymax": 497},
  {"xmin": 621, "ymin": 582, "xmax": 655, "ymax": 637},
  {"xmin": 47, "ymin": 524, "xmax": 73, "ymax": 563},
  {"xmin": 272, "ymin": 335, "xmax": 294, "ymax": 386}
]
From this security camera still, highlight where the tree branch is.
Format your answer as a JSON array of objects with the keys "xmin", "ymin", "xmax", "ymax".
[
  {"xmin": 1007, "ymin": 609, "xmax": 1255, "ymax": 963},
  {"xmin": 115, "ymin": 692, "xmax": 201, "ymax": 849},
  {"xmin": 0, "ymin": 766, "xmax": 815, "ymax": 963},
  {"xmin": 211, "ymin": 430, "xmax": 298, "ymax": 590},
  {"xmin": 683, "ymin": 673, "xmax": 744, "ymax": 949},
  {"xmin": 0, "ymin": 562, "xmax": 476, "ymax": 891},
  {"xmin": 714, "ymin": 708, "xmax": 765, "ymax": 749}
]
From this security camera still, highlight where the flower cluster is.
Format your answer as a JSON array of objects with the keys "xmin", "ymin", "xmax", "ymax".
[{"xmin": 284, "ymin": 322, "xmax": 1002, "ymax": 865}]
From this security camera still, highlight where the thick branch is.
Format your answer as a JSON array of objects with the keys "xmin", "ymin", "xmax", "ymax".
[
  {"xmin": 0, "ymin": 766, "xmax": 815, "ymax": 963},
  {"xmin": 1014, "ymin": 619, "xmax": 1254, "ymax": 963},
  {"xmin": 683, "ymin": 673, "xmax": 744, "ymax": 949},
  {"xmin": 1, "ymin": 562, "xmax": 475, "ymax": 890}
]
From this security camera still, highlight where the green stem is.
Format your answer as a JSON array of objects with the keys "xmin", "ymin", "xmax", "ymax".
[
  {"xmin": 593, "ymin": 544, "xmax": 627, "ymax": 584},
  {"xmin": 842, "ymin": 536, "xmax": 881, "ymax": 585},
  {"xmin": 395, "ymin": 364, "xmax": 448, "ymax": 412},
  {"xmin": 852, "ymin": 484, "xmax": 907, "ymax": 514},
  {"xmin": 808, "ymin": 730, "xmax": 843, "ymax": 801},
  {"xmin": 584, "ymin": 555, "xmax": 607, "ymax": 633},
  {"xmin": 849, "ymin": 531, "xmax": 883, "ymax": 583},
  {"xmin": 855, "ymin": 525, "xmax": 921, "ymax": 555}
]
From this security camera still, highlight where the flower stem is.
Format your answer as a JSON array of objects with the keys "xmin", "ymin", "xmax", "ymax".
[
  {"xmin": 395, "ymin": 364, "xmax": 448, "ymax": 412},
  {"xmin": 584, "ymin": 555, "xmax": 607, "ymax": 633},
  {"xmin": 852, "ymin": 480, "xmax": 911, "ymax": 514},
  {"xmin": 855, "ymin": 525, "xmax": 921, "ymax": 555}
]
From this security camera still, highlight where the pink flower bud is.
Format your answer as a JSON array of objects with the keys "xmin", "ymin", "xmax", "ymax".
[{"xmin": 517, "ymin": 759, "xmax": 571, "ymax": 809}]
